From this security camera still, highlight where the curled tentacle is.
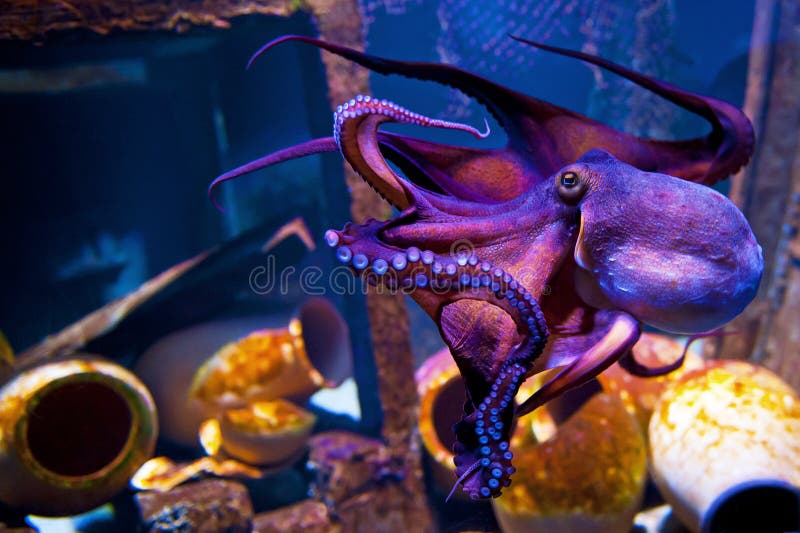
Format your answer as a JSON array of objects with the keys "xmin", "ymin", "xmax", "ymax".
[
  {"xmin": 450, "ymin": 361, "xmax": 527, "ymax": 499},
  {"xmin": 334, "ymin": 95, "xmax": 490, "ymax": 147},
  {"xmin": 618, "ymin": 346, "xmax": 686, "ymax": 379},
  {"xmin": 618, "ymin": 328, "xmax": 738, "ymax": 378},
  {"xmin": 246, "ymin": 34, "xmax": 532, "ymax": 138},
  {"xmin": 333, "ymin": 95, "xmax": 490, "ymax": 209}
]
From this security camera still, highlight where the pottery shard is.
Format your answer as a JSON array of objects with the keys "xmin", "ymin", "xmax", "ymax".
[
  {"xmin": 253, "ymin": 500, "xmax": 337, "ymax": 533},
  {"xmin": 135, "ymin": 479, "xmax": 253, "ymax": 532}
]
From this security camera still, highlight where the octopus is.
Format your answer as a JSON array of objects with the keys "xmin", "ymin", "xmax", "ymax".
[{"xmin": 209, "ymin": 35, "xmax": 763, "ymax": 500}]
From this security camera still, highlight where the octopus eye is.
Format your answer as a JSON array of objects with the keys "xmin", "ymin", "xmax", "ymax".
[
  {"xmin": 560, "ymin": 171, "xmax": 578, "ymax": 187},
  {"xmin": 556, "ymin": 170, "xmax": 586, "ymax": 204}
]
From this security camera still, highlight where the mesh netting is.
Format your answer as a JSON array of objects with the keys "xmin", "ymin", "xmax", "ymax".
[{"xmin": 359, "ymin": 0, "xmax": 678, "ymax": 135}]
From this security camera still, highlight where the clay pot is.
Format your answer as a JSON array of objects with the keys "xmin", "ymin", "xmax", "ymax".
[
  {"xmin": 217, "ymin": 399, "xmax": 316, "ymax": 465},
  {"xmin": 493, "ymin": 393, "xmax": 647, "ymax": 533},
  {"xmin": 414, "ymin": 349, "xmax": 602, "ymax": 510},
  {"xmin": 135, "ymin": 297, "xmax": 351, "ymax": 447},
  {"xmin": 649, "ymin": 360, "xmax": 800, "ymax": 533},
  {"xmin": 598, "ymin": 332, "xmax": 703, "ymax": 435},
  {"xmin": 0, "ymin": 356, "xmax": 157, "ymax": 516}
]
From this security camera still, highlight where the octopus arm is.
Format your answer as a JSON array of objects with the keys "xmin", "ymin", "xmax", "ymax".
[{"xmin": 516, "ymin": 310, "xmax": 640, "ymax": 417}]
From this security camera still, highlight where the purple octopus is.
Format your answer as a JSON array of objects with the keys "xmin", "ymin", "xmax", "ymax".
[{"xmin": 210, "ymin": 35, "xmax": 762, "ymax": 500}]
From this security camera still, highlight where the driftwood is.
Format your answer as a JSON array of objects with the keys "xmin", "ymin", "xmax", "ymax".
[
  {"xmin": 706, "ymin": 0, "xmax": 800, "ymax": 390},
  {"xmin": 0, "ymin": 1, "xmax": 299, "ymax": 40}
]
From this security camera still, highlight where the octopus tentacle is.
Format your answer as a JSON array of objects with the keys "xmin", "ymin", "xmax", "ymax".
[
  {"xmin": 510, "ymin": 36, "xmax": 754, "ymax": 184},
  {"xmin": 207, "ymin": 137, "xmax": 338, "ymax": 210},
  {"xmin": 324, "ymin": 222, "xmax": 546, "ymax": 344},
  {"xmin": 324, "ymin": 220, "xmax": 549, "ymax": 499},
  {"xmin": 247, "ymin": 35, "xmax": 530, "ymax": 137},
  {"xmin": 516, "ymin": 311, "xmax": 640, "ymax": 417},
  {"xmin": 334, "ymin": 95, "xmax": 490, "ymax": 147},
  {"xmin": 248, "ymin": 35, "xmax": 753, "ymax": 188},
  {"xmin": 618, "ymin": 328, "xmax": 736, "ymax": 378},
  {"xmin": 446, "ymin": 456, "xmax": 482, "ymax": 502},
  {"xmin": 334, "ymin": 95, "xmax": 490, "ymax": 209},
  {"xmin": 450, "ymin": 361, "xmax": 527, "ymax": 499}
]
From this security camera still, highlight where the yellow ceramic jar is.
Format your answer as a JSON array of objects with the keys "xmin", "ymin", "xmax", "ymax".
[
  {"xmin": 493, "ymin": 393, "xmax": 647, "ymax": 533},
  {"xmin": 649, "ymin": 360, "xmax": 800, "ymax": 533},
  {"xmin": 0, "ymin": 356, "xmax": 157, "ymax": 516}
]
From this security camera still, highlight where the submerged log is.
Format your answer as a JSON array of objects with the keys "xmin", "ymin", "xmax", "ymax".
[{"xmin": 709, "ymin": 0, "xmax": 800, "ymax": 389}]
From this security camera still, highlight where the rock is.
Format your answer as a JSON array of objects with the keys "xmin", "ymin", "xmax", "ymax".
[
  {"xmin": 308, "ymin": 431, "xmax": 395, "ymax": 505},
  {"xmin": 135, "ymin": 479, "xmax": 253, "ymax": 532},
  {"xmin": 253, "ymin": 500, "xmax": 336, "ymax": 533},
  {"xmin": 307, "ymin": 431, "xmax": 430, "ymax": 533}
]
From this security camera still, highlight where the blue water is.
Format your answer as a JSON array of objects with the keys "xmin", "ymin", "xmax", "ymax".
[{"xmin": 0, "ymin": 1, "xmax": 758, "ymax": 530}]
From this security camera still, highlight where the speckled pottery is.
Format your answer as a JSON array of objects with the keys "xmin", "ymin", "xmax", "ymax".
[
  {"xmin": 135, "ymin": 297, "xmax": 351, "ymax": 447},
  {"xmin": 0, "ymin": 356, "xmax": 157, "ymax": 516},
  {"xmin": 492, "ymin": 393, "xmax": 647, "ymax": 533},
  {"xmin": 649, "ymin": 360, "xmax": 800, "ymax": 533}
]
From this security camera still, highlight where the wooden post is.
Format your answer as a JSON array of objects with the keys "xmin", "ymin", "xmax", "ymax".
[
  {"xmin": 306, "ymin": 1, "xmax": 434, "ymax": 527},
  {"xmin": 707, "ymin": 0, "xmax": 800, "ymax": 390}
]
